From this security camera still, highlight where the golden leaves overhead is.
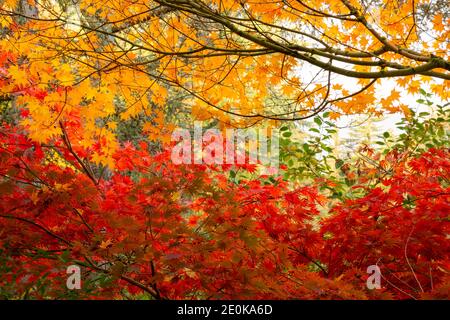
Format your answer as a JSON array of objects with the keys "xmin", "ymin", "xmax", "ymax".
[{"xmin": 0, "ymin": 0, "xmax": 448, "ymax": 167}]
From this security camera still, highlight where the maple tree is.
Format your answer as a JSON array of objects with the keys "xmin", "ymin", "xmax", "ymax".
[
  {"xmin": 0, "ymin": 112, "xmax": 449, "ymax": 299},
  {"xmin": 0, "ymin": 1, "xmax": 449, "ymax": 300},
  {"xmin": 0, "ymin": 0, "xmax": 449, "ymax": 163}
]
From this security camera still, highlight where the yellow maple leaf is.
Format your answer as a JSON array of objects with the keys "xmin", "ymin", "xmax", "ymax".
[
  {"xmin": 8, "ymin": 65, "xmax": 29, "ymax": 86},
  {"xmin": 407, "ymin": 80, "xmax": 420, "ymax": 95},
  {"xmin": 433, "ymin": 15, "xmax": 444, "ymax": 32},
  {"xmin": 55, "ymin": 64, "xmax": 74, "ymax": 85},
  {"xmin": 30, "ymin": 191, "xmax": 40, "ymax": 205},
  {"xmin": 0, "ymin": 16, "xmax": 12, "ymax": 28},
  {"xmin": 3, "ymin": 0, "xmax": 18, "ymax": 9},
  {"xmin": 99, "ymin": 239, "xmax": 113, "ymax": 249}
]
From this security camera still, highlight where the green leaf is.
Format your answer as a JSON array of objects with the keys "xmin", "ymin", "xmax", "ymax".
[
  {"xmin": 335, "ymin": 159, "xmax": 344, "ymax": 169},
  {"xmin": 322, "ymin": 146, "xmax": 332, "ymax": 152},
  {"xmin": 58, "ymin": 250, "xmax": 71, "ymax": 263}
]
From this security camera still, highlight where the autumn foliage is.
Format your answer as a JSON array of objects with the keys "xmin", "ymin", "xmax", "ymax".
[
  {"xmin": 0, "ymin": 0, "xmax": 449, "ymax": 300},
  {"xmin": 1, "ymin": 117, "xmax": 449, "ymax": 299}
]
